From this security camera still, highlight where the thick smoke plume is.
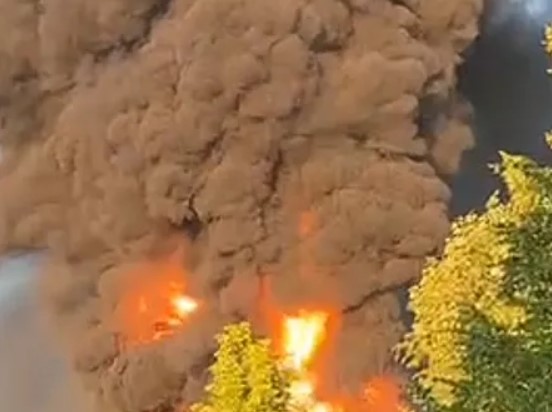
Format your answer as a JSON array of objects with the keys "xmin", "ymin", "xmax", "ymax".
[{"xmin": 0, "ymin": 0, "xmax": 482, "ymax": 410}]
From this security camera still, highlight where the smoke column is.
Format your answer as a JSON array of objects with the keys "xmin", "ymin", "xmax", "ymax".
[{"xmin": 0, "ymin": 0, "xmax": 482, "ymax": 410}]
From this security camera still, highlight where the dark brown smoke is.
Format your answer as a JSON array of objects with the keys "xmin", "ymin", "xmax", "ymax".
[{"xmin": 0, "ymin": 0, "xmax": 483, "ymax": 410}]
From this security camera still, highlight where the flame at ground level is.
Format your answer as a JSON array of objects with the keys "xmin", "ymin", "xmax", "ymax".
[
  {"xmin": 280, "ymin": 310, "xmax": 410, "ymax": 412},
  {"xmin": 112, "ymin": 255, "xmax": 409, "ymax": 411},
  {"xmin": 364, "ymin": 376, "xmax": 410, "ymax": 412},
  {"xmin": 283, "ymin": 311, "xmax": 328, "ymax": 370},
  {"xmin": 282, "ymin": 310, "xmax": 336, "ymax": 412}
]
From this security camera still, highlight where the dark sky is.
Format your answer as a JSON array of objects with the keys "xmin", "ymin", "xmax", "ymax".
[{"xmin": 451, "ymin": 0, "xmax": 552, "ymax": 215}]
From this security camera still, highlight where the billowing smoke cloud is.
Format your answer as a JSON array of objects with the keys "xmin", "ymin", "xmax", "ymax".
[{"xmin": 0, "ymin": 0, "xmax": 482, "ymax": 410}]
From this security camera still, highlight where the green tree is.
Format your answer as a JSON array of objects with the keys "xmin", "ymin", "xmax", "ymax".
[
  {"xmin": 191, "ymin": 322, "xmax": 291, "ymax": 412},
  {"xmin": 398, "ymin": 24, "xmax": 552, "ymax": 412}
]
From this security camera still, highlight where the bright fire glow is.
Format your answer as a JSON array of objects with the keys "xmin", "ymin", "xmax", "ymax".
[
  {"xmin": 364, "ymin": 376, "xmax": 410, "ymax": 412},
  {"xmin": 157, "ymin": 290, "xmax": 199, "ymax": 335},
  {"xmin": 115, "ymin": 258, "xmax": 199, "ymax": 346},
  {"xmin": 279, "ymin": 309, "xmax": 409, "ymax": 412},
  {"xmin": 284, "ymin": 311, "xmax": 328, "ymax": 370},
  {"xmin": 138, "ymin": 283, "xmax": 199, "ymax": 343},
  {"xmin": 282, "ymin": 310, "xmax": 340, "ymax": 412},
  {"xmin": 280, "ymin": 211, "xmax": 410, "ymax": 412},
  {"xmin": 173, "ymin": 295, "xmax": 199, "ymax": 316}
]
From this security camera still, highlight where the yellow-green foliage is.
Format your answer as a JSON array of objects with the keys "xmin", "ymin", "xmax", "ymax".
[
  {"xmin": 191, "ymin": 322, "xmax": 291, "ymax": 412},
  {"xmin": 398, "ymin": 153, "xmax": 541, "ymax": 407},
  {"xmin": 398, "ymin": 23, "xmax": 552, "ymax": 411},
  {"xmin": 545, "ymin": 24, "xmax": 552, "ymax": 56}
]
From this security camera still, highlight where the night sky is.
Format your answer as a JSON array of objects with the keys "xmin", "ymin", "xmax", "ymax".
[{"xmin": 452, "ymin": 0, "xmax": 552, "ymax": 215}]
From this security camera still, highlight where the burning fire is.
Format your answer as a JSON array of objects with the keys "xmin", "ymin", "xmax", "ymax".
[
  {"xmin": 364, "ymin": 376, "xmax": 409, "ymax": 412},
  {"xmin": 115, "ymin": 257, "xmax": 199, "ymax": 345},
  {"xmin": 276, "ymin": 211, "xmax": 411, "ymax": 412},
  {"xmin": 113, "ymin": 242, "xmax": 409, "ymax": 410},
  {"xmin": 282, "ymin": 311, "xmax": 337, "ymax": 412},
  {"xmin": 280, "ymin": 310, "xmax": 410, "ymax": 412},
  {"xmin": 129, "ymin": 281, "xmax": 198, "ymax": 343},
  {"xmin": 281, "ymin": 310, "xmax": 342, "ymax": 412},
  {"xmin": 172, "ymin": 295, "xmax": 199, "ymax": 317},
  {"xmin": 151, "ymin": 288, "xmax": 199, "ymax": 339},
  {"xmin": 283, "ymin": 311, "xmax": 328, "ymax": 370}
]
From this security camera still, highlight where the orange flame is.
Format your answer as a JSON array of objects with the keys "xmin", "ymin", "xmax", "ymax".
[
  {"xmin": 158, "ymin": 290, "xmax": 199, "ymax": 334},
  {"xmin": 278, "ymin": 309, "xmax": 411, "ymax": 412},
  {"xmin": 173, "ymin": 295, "xmax": 199, "ymax": 316},
  {"xmin": 279, "ymin": 210, "xmax": 411, "ymax": 412},
  {"xmin": 281, "ymin": 310, "xmax": 341, "ymax": 412},
  {"xmin": 115, "ymin": 257, "xmax": 199, "ymax": 346},
  {"xmin": 283, "ymin": 311, "xmax": 328, "ymax": 370},
  {"xmin": 363, "ymin": 376, "xmax": 410, "ymax": 412}
]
